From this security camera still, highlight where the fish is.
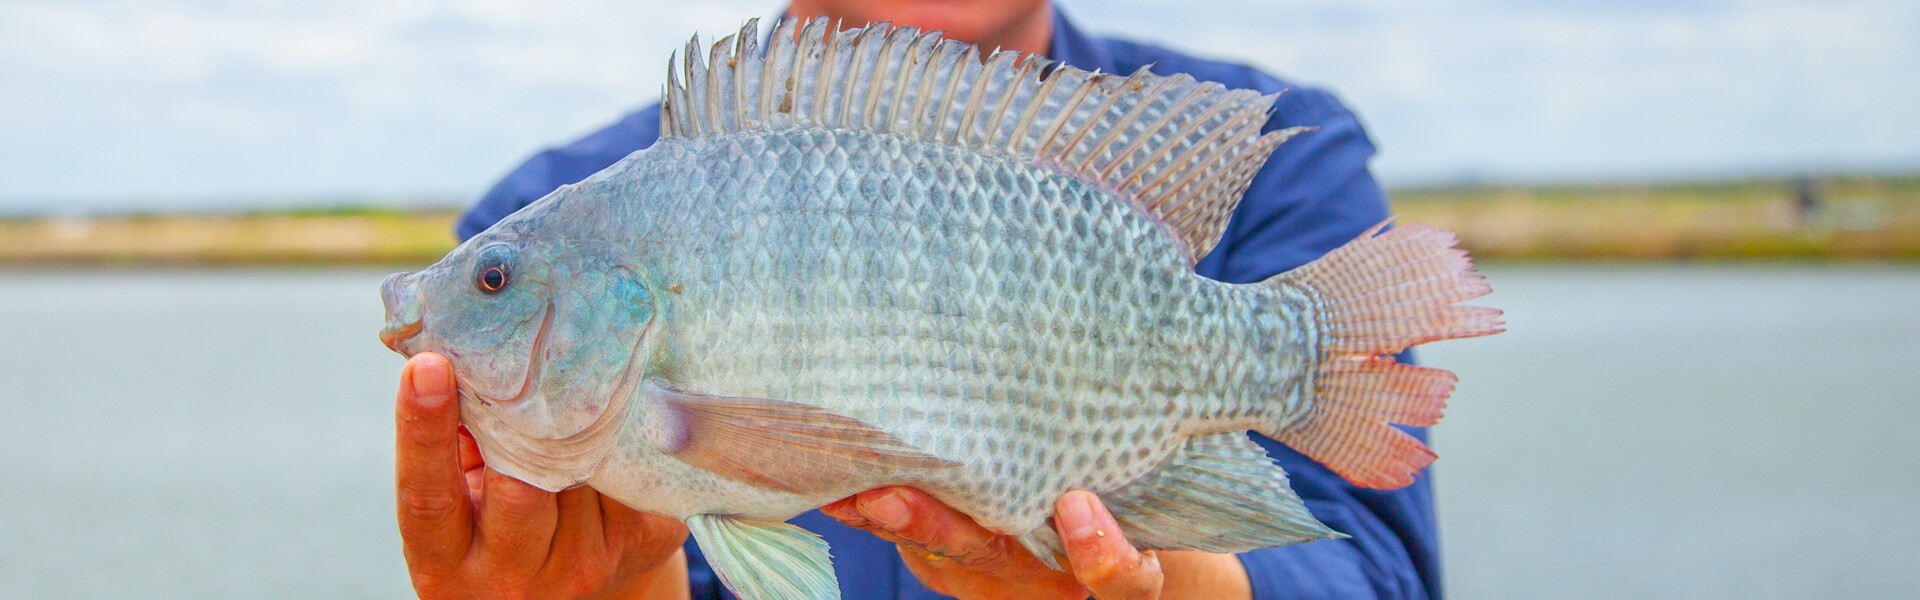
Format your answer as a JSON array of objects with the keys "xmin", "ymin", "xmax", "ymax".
[{"xmin": 378, "ymin": 17, "xmax": 1502, "ymax": 600}]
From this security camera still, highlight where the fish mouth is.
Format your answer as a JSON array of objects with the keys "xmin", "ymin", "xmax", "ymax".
[
  {"xmin": 380, "ymin": 272, "xmax": 425, "ymax": 352},
  {"xmin": 469, "ymin": 301, "xmax": 554, "ymax": 408},
  {"xmin": 380, "ymin": 320, "xmax": 423, "ymax": 352}
]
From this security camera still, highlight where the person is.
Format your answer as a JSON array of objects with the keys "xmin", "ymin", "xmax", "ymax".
[{"xmin": 395, "ymin": 2, "xmax": 1441, "ymax": 598}]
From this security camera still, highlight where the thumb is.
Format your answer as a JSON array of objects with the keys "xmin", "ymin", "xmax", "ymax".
[{"xmin": 394, "ymin": 352, "xmax": 473, "ymax": 572}]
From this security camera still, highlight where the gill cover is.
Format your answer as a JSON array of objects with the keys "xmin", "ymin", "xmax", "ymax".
[{"xmin": 463, "ymin": 262, "xmax": 658, "ymax": 491}]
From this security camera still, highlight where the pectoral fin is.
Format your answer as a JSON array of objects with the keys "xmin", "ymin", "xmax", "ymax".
[
  {"xmin": 686, "ymin": 514, "xmax": 839, "ymax": 600},
  {"xmin": 650, "ymin": 382, "xmax": 960, "ymax": 494}
]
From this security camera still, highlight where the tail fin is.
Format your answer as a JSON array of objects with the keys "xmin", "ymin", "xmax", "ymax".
[{"xmin": 1262, "ymin": 221, "xmax": 1503, "ymax": 489}]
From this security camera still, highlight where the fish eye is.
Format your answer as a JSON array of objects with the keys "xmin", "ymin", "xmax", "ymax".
[
  {"xmin": 473, "ymin": 244, "xmax": 518, "ymax": 295},
  {"xmin": 478, "ymin": 265, "xmax": 508, "ymax": 293}
]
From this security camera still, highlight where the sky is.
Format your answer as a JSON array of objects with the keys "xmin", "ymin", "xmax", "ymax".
[{"xmin": 1, "ymin": 0, "xmax": 1915, "ymax": 213}]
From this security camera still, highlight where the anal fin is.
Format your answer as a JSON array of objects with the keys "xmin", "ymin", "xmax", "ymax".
[
  {"xmin": 650, "ymin": 382, "xmax": 960, "ymax": 494},
  {"xmin": 1103, "ymin": 432, "xmax": 1342, "ymax": 553},
  {"xmin": 685, "ymin": 514, "xmax": 839, "ymax": 600}
]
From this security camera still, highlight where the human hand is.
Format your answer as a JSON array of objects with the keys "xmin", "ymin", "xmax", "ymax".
[
  {"xmin": 823, "ymin": 487, "xmax": 1248, "ymax": 599},
  {"xmin": 394, "ymin": 353, "xmax": 691, "ymax": 599}
]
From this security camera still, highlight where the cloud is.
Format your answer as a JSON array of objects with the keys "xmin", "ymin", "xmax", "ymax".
[
  {"xmin": 1, "ymin": 0, "xmax": 1915, "ymax": 212},
  {"xmin": 1070, "ymin": 0, "xmax": 1920, "ymax": 183},
  {"xmin": 0, "ymin": 0, "xmax": 775, "ymax": 211}
]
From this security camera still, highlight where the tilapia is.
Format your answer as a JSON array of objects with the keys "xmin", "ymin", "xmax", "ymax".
[{"xmin": 379, "ymin": 18, "xmax": 1501, "ymax": 600}]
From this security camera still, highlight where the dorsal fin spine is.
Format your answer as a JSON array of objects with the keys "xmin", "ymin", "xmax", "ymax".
[
  {"xmin": 1005, "ymin": 64, "xmax": 1063, "ymax": 154},
  {"xmin": 811, "ymin": 22, "xmax": 840, "ymax": 126},
  {"xmin": 783, "ymin": 21, "xmax": 817, "ymax": 123},
  {"xmin": 706, "ymin": 35, "xmax": 732, "ymax": 132},
  {"xmin": 848, "ymin": 25, "xmax": 889, "ymax": 128},
  {"xmin": 658, "ymin": 62, "xmax": 673, "ymax": 139},
  {"xmin": 833, "ymin": 27, "xmax": 861, "ymax": 127},
  {"xmin": 682, "ymin": 40, "xmax": 706, "ymax": 138},
  {"xmin": 758, "ymin": 19, "xmax": 790, "ymax": 126},
  {"xmin": 982, "ymin": 56, "xmax": 1036, "ymax": 147},
  {"xmin": 733, "ymin": 27, "xmax": 754, "ymax": 130},
  {"xmin": 662, "ymin": 53, "xmax": 676, "ymax": 138},
  {"xmin": 956, "ymin": 51, "xmax": 1006, "ymax": 146},
  {"xmin": 906, "ymin": 42, "xmax": 949, "ymax": 137},
  {"xmin": 663, "ymin": 52, "xmax": 686, "ymax": 137},
  {"xmin": 1034, "ymin": 70, "xmax": 1098, "ymax": 159},
  {"xmin": 886, "ymin": 32, "xmax": 933, "ymax": 133},
  {"xmin": 794, "ymin": 21, "xmax": 827, "ymax": 122},
  {"xmin": 935, "ymin": 46, "xmax": 978, "ymax": 143},
  {"xmin": 858, "ymin": 28, "xmax": 892, "ymax": 129}
]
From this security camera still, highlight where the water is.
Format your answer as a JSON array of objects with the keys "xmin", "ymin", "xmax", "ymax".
[
  {"xmin": 1422, "ymin": 264, "xmax": 1920, "ymax": 598},
  {"xmin": 2, "ymin": 265, "xmax": 1916, "ymax": 598}
]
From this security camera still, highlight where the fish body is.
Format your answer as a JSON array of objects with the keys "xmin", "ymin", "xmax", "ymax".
[
  {"xmin": 379, "ymin": 18, "xmax": 1501, "ymax": 600},
  {"xmin": 580, "ymin": 128, "xmax": 1309, "ymax": 523}
]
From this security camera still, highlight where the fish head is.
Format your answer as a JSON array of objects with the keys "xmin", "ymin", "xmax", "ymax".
[{"xmin": 380, "ymin": 200, "xmax": 659, "ymax": 448}]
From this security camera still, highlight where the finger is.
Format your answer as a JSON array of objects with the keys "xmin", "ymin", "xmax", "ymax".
[
  {"xmin": 393, "ymin": 353, "xmax": 473, "ymax": 572},
  {"xmin": 599, "ymin": 493, "xmax": 654, "ymax": 550},
  {"xmin": 539, "ymin": 486, "xmax": 611, "ymax": 591},
  {"xmin": 601, "ymin": 497, "xmax": 692, "ymax": 580},
  {"xmin": 849, "ymin": 487, "xmax": 1020, "ymax": 573},
  {"xmin": 1056, "ymin": 490, "xmax": 1162, "ymax": 600},
  {"xmin": 828, "ymin": 498, "xmax": 963, "ymax": 594},
  {"xmin": 458, "ymin": 427, "xmax": 485, "ymax": 503},
  {"xmin": 819, "ymin": 497, "xmax": 859, "ymax": 523},
  {"xmin": 896, "ymin": 544, "xmax": 1088, "ymax": 600},
  {"xmin": 894, "ymin": 544, "xmax": 960, "ymax": 596},
  {"xmin": 550, "ymin": 486, "xmax": 608, "ymax": 555},
  {"xmin": 473, "ymin": 467, "xmax": 560, "ymax": 576},
  {"xmin": 464, "ymin": 468, "xmax": 486, "ymax": 506},
  {"xmin": 457, "ymin": 426, "xmax": 484, "ymax": 471}
]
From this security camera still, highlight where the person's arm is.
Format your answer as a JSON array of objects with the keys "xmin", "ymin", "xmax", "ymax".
[{"xmin": 394, "ymin": 353, "xmax": 693, "ymax": 599}]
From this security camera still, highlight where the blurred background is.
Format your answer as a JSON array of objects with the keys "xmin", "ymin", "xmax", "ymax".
[{"xmin": 3, "ymin": 0, "xmax": 1916, "ymax": 597}]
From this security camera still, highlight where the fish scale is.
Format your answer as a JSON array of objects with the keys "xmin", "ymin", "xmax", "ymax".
[{"xmin": 379, "ymin": 18, "xmax": 1502, "ymax": 600}]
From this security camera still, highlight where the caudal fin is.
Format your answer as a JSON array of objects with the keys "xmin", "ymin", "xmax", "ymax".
[{"xmin": 1263, "ymin": 221, "xmax": 1503, "ymax": 489}]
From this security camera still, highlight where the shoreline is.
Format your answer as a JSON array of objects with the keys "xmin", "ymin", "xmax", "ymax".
[{"xmin": 3, "ymin": 176, "xmax": 1915, "ymax": 266}]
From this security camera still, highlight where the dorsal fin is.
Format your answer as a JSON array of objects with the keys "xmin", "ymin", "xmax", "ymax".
[{"xmin": 660, "ymin": 18, "xmax": 1305, "ymax": 262}]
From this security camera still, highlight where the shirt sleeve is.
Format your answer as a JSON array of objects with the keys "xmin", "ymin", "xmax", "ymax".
[{"xmin": 1196, "ymin": 87, "xmax": 1443, "ymax": 600}]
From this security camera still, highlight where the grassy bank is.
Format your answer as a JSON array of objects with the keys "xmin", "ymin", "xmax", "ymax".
[
  {"xmin": 2, "ymin": 176, "xmax": 1915, "ymax": 266},
  {"xmin": 0, "ymin": 209, "xmax": 459, "ymax": 266},
  {"xmin": 1393, "ymin": 175, "xmax": 1920, "ymax": 260}
]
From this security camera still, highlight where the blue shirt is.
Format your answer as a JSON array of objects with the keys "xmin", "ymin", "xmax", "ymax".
[{"xmin": 459, "ymin": 7, "xmax": 1438, "ymax": 599}]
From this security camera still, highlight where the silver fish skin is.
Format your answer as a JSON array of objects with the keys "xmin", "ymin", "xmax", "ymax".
[{"xmin": 379, "ymin": 18, "xmax": 1502, "ymax": 600}]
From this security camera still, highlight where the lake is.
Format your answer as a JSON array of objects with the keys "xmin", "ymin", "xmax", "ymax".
[{"xmin": 3, "ymin": 265, "xmax": 1916, "ymax": 598}]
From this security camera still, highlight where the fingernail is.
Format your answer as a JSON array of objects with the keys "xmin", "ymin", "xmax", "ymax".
[
  {"xmin": 860, "ymin": 490, "xmax": 911, "ymax": 530},
  {"xmin": 1057, "ymin": 490, "xmax": 1098, "ymax": 539},
  {"xmin": 411, "ymin": 356, "xmax": 452, "ymax": 408},
  {"xmin": 820, "ymin": 499, "xmax": 855, "ymax": 522}
]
